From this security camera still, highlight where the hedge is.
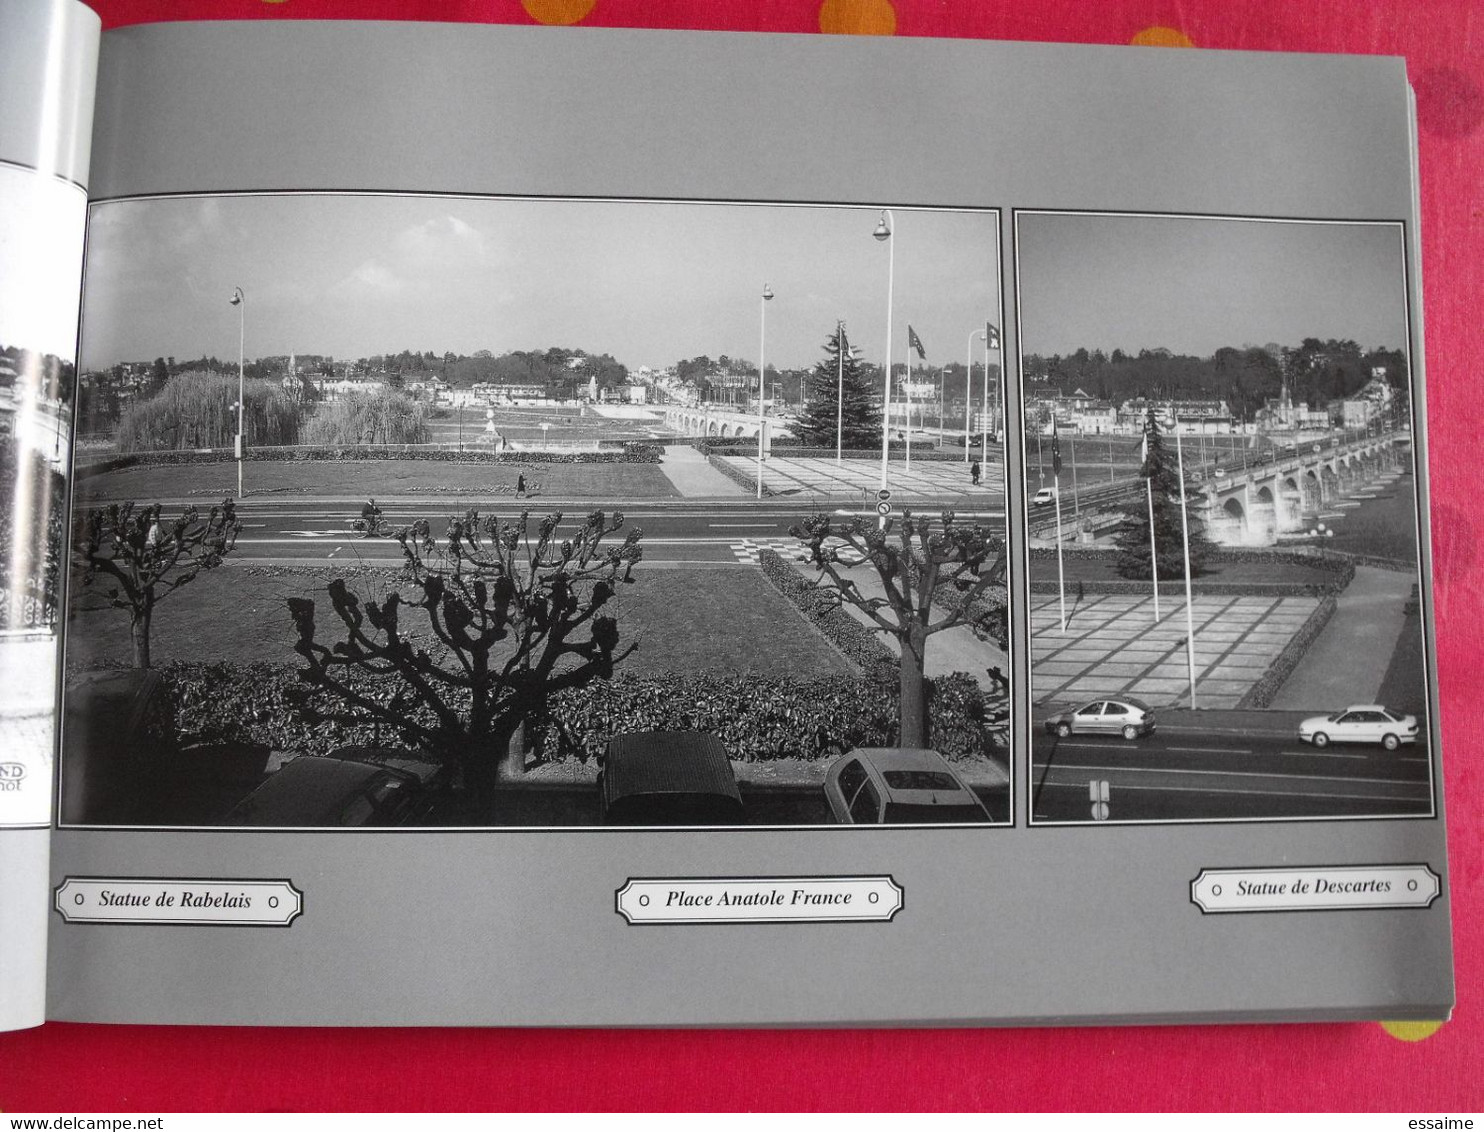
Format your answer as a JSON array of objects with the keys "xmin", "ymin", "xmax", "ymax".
[
  {"xmin": 756, "ymin": 548, "xmax": 896, "ymax": 681},
  {"xmin": 706, "ymin": 454, "xmax": 775, "ymax": 497},
  {"xmin": 1235, "ymin": 595, "xmax": 1339, "ymax": 709},
  {"xmin": 76, "ymin": 445, "xmax": 662, "ymax": 477},
  {"xmin": 136, "ymin": 660, "xmax": 1003, "ymax": 766},
  {"xmin": 1025, "ymin": 545, "xmax": 1355, "ymax": 597}
]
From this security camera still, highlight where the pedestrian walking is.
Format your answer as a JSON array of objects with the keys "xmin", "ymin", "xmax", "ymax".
[
  {"xmin": 516, "ymin": 472, "xmax": 527, "ymax": 498},
  {"xmin": 970, "ymin": 460, "xmax": 981, "ymax": 487}
]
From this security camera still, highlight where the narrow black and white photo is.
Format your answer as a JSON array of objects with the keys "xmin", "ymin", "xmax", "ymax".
[
  {"xmin": 1017, "ymin": 210, "xmax": 1430, "ymax": 824},
  {"xmin": 63, "ymin": 193, "xmax": 1011, "ymax": 828}
]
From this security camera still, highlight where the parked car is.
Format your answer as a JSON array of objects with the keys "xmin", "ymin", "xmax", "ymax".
[
  {"xmin": 61, "ymin": 668, "xmax": 177, "ymax": 824},
  {"xmin": 823, "ymin": 748, "xmax": 991, "ymax": 825},
  {"xmin": 1298, "ymin": 705, "xmax": 1419, "ymax": 750},
  {"xmin": 222, "ymin": 750, "xmax": 445, "ymax": 826},
  {"xmin": 1042, "ymin": 698, "xmax": 1156, "ymax": 740},
  {"xmin": 598, "ymin": 731, "xmax": 744, "ymax": 825},
  {"xmin": 1031, "ymin": 486, "xmax": 1059, "ymax": 507}
]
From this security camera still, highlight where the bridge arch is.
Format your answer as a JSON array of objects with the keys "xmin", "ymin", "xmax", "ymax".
[{"xmin": 1221, "ymin": 497, "xmax": 1247, "ymax": 535}]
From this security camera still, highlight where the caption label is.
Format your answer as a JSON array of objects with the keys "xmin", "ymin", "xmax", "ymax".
[
  {"xmin": 1190, "ymin": 864, "xmax": 1440, "ymax": 913},
  {"xmin": 616, "ymin": 876, "xmax": 903, "ymax": 924},
  {"xmin": 54, "ymin": 877, "xmax": 303, "ymax": 926}
]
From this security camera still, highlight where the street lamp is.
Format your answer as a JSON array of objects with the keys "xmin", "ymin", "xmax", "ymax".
[
  {"xmin": 965, "ymin": 327, "xmax": 985, "ymax": 464},
  {"xmin": 229, "ymin": 287, "xmax": 245, "ymax": 498},
  {"xmin": 756, "ymin": 283, "xmax": 774, "ymax": 500},
  {"xmin": 874, "ymin": 210, "xmax": 895, "ymax": 515}
]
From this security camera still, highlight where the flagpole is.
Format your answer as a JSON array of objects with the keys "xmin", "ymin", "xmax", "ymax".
[
  {"xmin": 964, "ymin": 330, "xmax": 978, "ymax": 465},
  {"xmin": 1070, "ymin": 432, "xmax": 1080, "ymax": 518},
  {"xmin": 836, "ymin": 320, "xmax": 845, "ymax": 466},
  {"xmin": 1053, "ymin": 419, "xmax": 1066, "ymax": 634},
  {"xmin": 982, "ymin": 326, "xmax": 993, "ymax": 474},
  {"xmin": 904, "ymin": 343, "xmax": 912, "ymax": 470},
  {"xmin": 1055, "ymin": 471, "xmax": 1066, "ymax": 634},
  {"xmin": 1174, "ymin": 411, "xmax": 1198, "ymax": 709},
  {"xmin": 1144, "ymin": 411, "xmax": 1160, "ymax": 622}
]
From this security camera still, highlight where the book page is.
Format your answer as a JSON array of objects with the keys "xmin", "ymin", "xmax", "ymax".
[
  {"xmin": 0, "ymin": 0, "xmax": 98, "ymax": 1031},
  {"xmin": 50, "ymin": 20, "xmax": 1451, "ymax": 1025}
]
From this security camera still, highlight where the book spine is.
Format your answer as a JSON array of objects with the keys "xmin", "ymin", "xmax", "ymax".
[{"xmin": 0, "ymin": 0, "xmax": 99, "ymax": 1032}]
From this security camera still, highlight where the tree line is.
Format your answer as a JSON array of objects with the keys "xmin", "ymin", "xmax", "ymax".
[{"xmin": 1023, "ymin": 339, "xmax": 1408, "ymax": 422}]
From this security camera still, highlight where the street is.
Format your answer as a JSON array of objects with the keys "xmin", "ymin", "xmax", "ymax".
[
  {"xmin": 119, "ymin": 496, "xmax": 1007, "ymax": 568},
  {"xmin": 1030, "ymin": 717, "xmax": 1432, "ymax": 822}
]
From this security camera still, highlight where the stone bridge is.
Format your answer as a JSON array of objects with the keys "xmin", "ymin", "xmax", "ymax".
[
  {"xmin": 662, "ymin": 405, "xmax": 796, "ymax": 442},
  {"xmin": 1200, "ymin": 433, "xmax": 1407, "ymax": 544}
]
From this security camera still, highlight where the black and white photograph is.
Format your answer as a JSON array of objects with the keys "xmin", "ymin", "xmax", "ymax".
[
  {"xmin": 1017, "ymin": 210, "xmax": 1431, "ymax": 824},
  {"xmin": 61, "ymin": 192, "xmax": 1011, "ymax": 828}
]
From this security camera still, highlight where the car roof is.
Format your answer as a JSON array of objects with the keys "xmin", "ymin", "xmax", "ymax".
[
  {"xmin": 843, "ymin": 748, "xmax": 979, "ymax": 806},
  {"xmin": 844, "ymin": 747, "xmax": 949, "ymax": 773},
  {"xmin": 602, "ymin": 731, "xmax": 741, "ymax": 807},
  {"xmin": 1343, "ymin": 704, "xmax": 1393, "ymax": 712},
  {"xmin": 225, "ymin": 756, "xmax": 410, "ymax": 824}
]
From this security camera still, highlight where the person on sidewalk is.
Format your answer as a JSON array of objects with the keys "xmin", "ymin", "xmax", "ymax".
[
  {"xmin": 970, "ymin": 460, "xmax": 981, "ymax": 487},
  {"xmin": 516, "ymin": 472, "xmax": 527, "ymax": 498}
]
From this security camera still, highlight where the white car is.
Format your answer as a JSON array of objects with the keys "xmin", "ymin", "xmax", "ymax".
[
  {"xmin": 1031, "ymin": 486, "xmax": 1058, "ymax": 507},
  {"xmin": 1298, "ymin": 705, "xmax": 1419, "ymax": 751}
]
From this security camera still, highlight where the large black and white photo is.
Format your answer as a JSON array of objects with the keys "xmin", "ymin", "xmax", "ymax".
[{"xmin": 1016, "ymin": 210, "xmax": 1430, "ymax": 824}]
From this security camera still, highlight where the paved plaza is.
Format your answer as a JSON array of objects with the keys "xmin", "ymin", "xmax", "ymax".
[
  {"xmin": 715, "ymin": 454, "xmax": 1005, "ymax": 502},
  {"xmin": 1030, "ymin": 592, "xmax": 1321, "ymax": 708}
]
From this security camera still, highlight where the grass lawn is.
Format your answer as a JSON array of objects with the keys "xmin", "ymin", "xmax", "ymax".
[
  {"xmin": 65, "ymin": 563, "xmax": 856, "ymax": 678},
  {"xmin": 1027, "ymin": 554, "xmax": 1339, "ymax": 588},
  {"xmin": 74, "ymin": 459, "xmax": 682, "ymax": 501}
]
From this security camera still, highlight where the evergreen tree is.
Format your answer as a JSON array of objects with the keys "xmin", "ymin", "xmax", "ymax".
[
  {"xmin": 1113, "ymin": 408, "xmax": 1214, "ymax": 580},
  {"xmin": 792, "ymin": 325, "xmax": 882, "ymax": 450}
]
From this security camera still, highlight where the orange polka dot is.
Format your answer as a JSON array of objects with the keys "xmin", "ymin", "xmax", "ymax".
[
  {"xmin": 1131, "ymin": 26, "xmax": 1195, "ymax": 48},
  {"xmin": 523, "ymin": 0, "xmax": 596, "ymax": 25},
  {"xmin": 1380, "ymin": 1020, "xmax": 1446, "ymax": 1042},
  {"xmin": 819, "ymin": 0, "xmax": 897, "ymax": 36}
]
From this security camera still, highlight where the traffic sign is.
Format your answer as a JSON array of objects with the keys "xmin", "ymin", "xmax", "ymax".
[
  {"xmin": 876, "ymin": 489, "xmax": 892, "ymax": 502},
  {"xmin": 876, "ymin": 501, "xmax": 892, "ymax": 516}
]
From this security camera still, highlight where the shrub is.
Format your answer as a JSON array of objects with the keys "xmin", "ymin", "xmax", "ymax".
[
  {"xmin": 145, "ymin": 661, "xmax": 1004, "ymax": 764},
  {"xmin": 115, "ymin": 371, "xmax": 300, "ymax": 452},
  {"xmin": 301, "ymin": 390, "xmax": 430, "ymax": 446},
  {"xmin": 757, "ymin": 548, "xmax": 895, "ymax": 680}
]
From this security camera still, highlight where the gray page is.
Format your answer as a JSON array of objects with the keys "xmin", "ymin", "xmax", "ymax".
[{"xmin": 50, "ymin": 21, "xmax": 1451, "ymax": 1025}]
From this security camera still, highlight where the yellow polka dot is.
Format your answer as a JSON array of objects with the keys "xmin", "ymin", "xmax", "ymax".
[
  {"xmin": 1131, "ymin": 26, "xmax": 1195, "ymax": 48},
  {"xmin": 523, "ymin": 0, "xmax": 597, "ymax": 25},
  {"xmin": 819, "ymin": 0, "xmax": 897, "ymax": 36},
  {"xmin": 1380, "ymin": 1020, "xmax": 1446, "ymax": 1042}
]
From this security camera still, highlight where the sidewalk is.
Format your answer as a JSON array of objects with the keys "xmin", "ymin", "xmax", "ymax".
[
  {"xmin": 794, "ymin": 558, "xmax": 1009, "ymax": 689},
  {"xmin": 1268, "ymin": 566, "xmax": 1414, "ymax": 711},
  {"xmin": 657, "ymin": 445, "xmax": 748, "ymax": 498}
]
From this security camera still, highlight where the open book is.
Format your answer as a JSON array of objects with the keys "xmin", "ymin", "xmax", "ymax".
[{"xmin": 0, "ymin": 0, "xmax": 1453, "ymax": 1028}]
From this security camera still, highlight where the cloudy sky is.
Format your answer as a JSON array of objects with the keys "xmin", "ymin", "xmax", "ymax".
[
  {"xmin": 1015, "ymin": 212, "xmax": 1409, "ymax": 359},
  {"xmin": 79, "ymin": 194, "xmax": 1002, "ymax": 374}
]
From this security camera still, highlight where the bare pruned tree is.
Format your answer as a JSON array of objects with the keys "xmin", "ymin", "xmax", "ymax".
[
  {"xmin": 73, "ymin": 500, "xmax": 242, "ymax": 668},
  {"xmin": 288, "ymin": 508, "xmax": 642, "ymax": 802}
]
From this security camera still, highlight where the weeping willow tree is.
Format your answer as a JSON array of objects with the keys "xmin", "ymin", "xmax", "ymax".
[
  {"xmin": 114, "ymin": 371, "xmax": 301, "ymax": 453},
  {"xmin": 301, "ymin": 390, "xmax": 431, "ymax": 446}
]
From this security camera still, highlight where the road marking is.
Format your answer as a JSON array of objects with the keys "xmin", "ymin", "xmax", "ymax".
[
  {"xmin": 1034, "ymin": 781, "xmax": 1430, "ymax": 804},
  {"xmin": 1167, "ymin": 746, "xmax": 1254, "ymax": 755},
  {"xmin": 709, "ymin": 523, "xmax": 782, "ymax": 528},
  {"xmin": 1042, "ymin": 763, "xmax": 1426, "ymax": 787}
]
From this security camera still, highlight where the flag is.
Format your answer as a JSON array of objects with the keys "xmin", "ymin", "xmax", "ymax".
[
  {"xmin": 908, "ymin": 325, "xmax": 926, "ymax": 359},
  {"xmin": 838, "ymin": 324, "xmax": 849, "ymax": 356},
  {"xmin": 986, "ymin": 323, "xmax": 1001, "ymax": 350},
  {"xmin": 1051, "ymin": 417, "xmax": 1063, "ymax": 476}
]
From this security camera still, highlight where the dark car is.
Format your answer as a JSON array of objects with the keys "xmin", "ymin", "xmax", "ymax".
[
  {"xmin": 1042, "ymin": 697, "xmax": 1156, "ymax": 740},
  {"xmin": 222, "ymin": 750, "xmax": 444, "ymax": 827},
  {"xmin": 61, "ymin": 669, "xmax": 178, "ymax": 824},
  {"xmin": 598, "ymin": 731, "xmax": 744, "ymax": 826},
  {"xmin": 823, "ymin": 748, "xmax": 991, "ymax": 825}
]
